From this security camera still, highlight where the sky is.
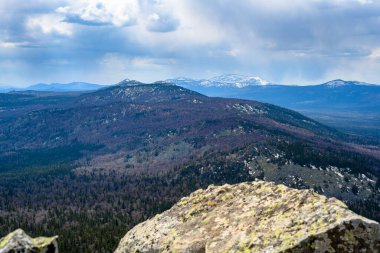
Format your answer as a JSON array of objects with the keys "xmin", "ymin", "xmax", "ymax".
[{"xmin": 1, "ymin": 0, "xmax": 380, "ymax": 86}]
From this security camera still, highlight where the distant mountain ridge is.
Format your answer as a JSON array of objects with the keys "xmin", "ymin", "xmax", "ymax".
[
  {"xmin": 167, "ymin": 75, "xmax": 380, "ymax": 138},
  {"xmin": 1, "ymin": 75, "xmax": 378, "ymax": 93},
  {"xmin": 1, "ymin": 75, "xmax": 379, "ymax": 137},
  {"xmin": 28, "ymin": 82, "xmax": 106, "ymax": 92},
  {"xmin": 0, "ymin": 82, "xmax": 106, "ymax": 93},
  {"xmin": 321, "ymin": 79, "xmax": 377, "ymax": 88},
  {"xmin": 166, "ymin": 75, "xmax": 380, "ymax": 114},
  {"xmin": 167, "ymin": 74, "xmax": 379, "ymax": 88},
  {"xmin": 167, "ymin": 74, "xmax": 270, "ymax": 88}
]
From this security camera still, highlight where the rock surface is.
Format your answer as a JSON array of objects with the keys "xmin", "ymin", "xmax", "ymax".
[
  {"xmin": 115, "ymin": 181, "xmax": 380, "ymax": 253},
  {"xmin": 0, "ymin": 229, "xmax": 58, "ymax": 253}
]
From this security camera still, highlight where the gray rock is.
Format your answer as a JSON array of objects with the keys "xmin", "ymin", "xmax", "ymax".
[
  {"xmin": 115, "ymin": 181, "xmax": 380, "ymax": 253},
  {"xmin": 0, "ymin": 229, "xmax": 58, "ymax": 253}
]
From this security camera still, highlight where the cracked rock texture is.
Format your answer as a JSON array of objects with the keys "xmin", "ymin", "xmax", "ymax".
[
  {"xmin": 0, "ymin": 229, "xmax": 58, "ymax": 253},
  {"xmin": 115, "ymin": 181, "xmax": 380, "ymax": 253}
]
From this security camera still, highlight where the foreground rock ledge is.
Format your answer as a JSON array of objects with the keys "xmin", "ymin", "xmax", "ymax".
[
  {"xmin": 115, "ymin": 181, "xmax": 380, "ymax": 253},
  {"xmin": 0, "ymin": 229, "xmax": 58, "ymax": 253}
]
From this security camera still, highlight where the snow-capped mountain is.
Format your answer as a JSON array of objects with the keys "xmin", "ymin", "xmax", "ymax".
[
  {"xmin": 205, "ymin": 74, "xmax": 269, "ymax": 87},
  {"xmin": 322, "ymin": 79, "xmax": 372, "ymax": 88},
  {"xmin": 166, "ymin": 74, "xmax": 270, "ymax": 88}
]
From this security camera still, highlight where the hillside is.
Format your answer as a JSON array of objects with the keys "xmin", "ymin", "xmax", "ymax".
[{"xmin": 0, "ymin": 81, "xmax": 379, "ymax": 252}]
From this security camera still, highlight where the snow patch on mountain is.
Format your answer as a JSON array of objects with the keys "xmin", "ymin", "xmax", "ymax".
[
  {"xmin": 203, "ymin": 74, "xmax": 269, "ymax": 87},
  {"xmin": 322, "ymin": 79, "xmax": 372, "ymax": 88},
  {"xmin": 167, "ymin": 74, "xmax": 270, "ymax": 88}
]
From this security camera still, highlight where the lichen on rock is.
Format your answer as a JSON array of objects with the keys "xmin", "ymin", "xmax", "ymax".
[
  {"xmin": 114, "ymin": 181, "xmax": 380, "ymax": 253},
  {"xmin": 0, "ymin": 229, "xmax": 58, "ymax": 253}
]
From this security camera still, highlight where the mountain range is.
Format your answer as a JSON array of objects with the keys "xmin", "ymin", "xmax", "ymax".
[
  {"xmin": 0, "ymin": 82, "xmax": 105, "ymax": 93},
  {"xmin": 167, "ymin": 75, "xmax": 380, "ymax": 113},
  {"xmin": 0, "ymin": 80, "xmax": 379, "ymax": 252},
  {"xmin": 2, "ymin": 75, "xmax": 378, "ymax": 138}
]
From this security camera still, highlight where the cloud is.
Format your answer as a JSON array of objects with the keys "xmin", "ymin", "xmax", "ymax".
[
  {"xmin": 369, "ymin": 49, "xmax": 380, "ymax": 59},
  {"xmin": 2, "ymin": 0, "xmax": 380, "ymax": 85},
  {"xmin": 97, "ymin": 53, "xmax": 174, "ymax": 83},
  {"xmin": 56, "ymin": 0, "xmax": 139, "ymax": 27},
  {"xmin": 57, "ymin": 0, "xmax": 180, "ymax": 32},
  {"xmin": 0, "ymin": 41, "xmax": 30, "ymax": 48},
  {"xmin": 146, "ymin": 13, "xmax": 179, "ymax": 33},
  {"xmin": 356, "ymin": 0, "xmax": 373, "ymax": 4},
  {"xmin": 26, "ymin": 14, "xmax": 73, "ymax": 36}
]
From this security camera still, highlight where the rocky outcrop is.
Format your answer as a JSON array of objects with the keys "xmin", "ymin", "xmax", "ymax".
[
  {"xmin": 115, "ymin": 181, "xmax": 380, "ymax": 253},
  {"xmin": 0, "ymin": 229, "xmax": 58, "ymax": 253}
]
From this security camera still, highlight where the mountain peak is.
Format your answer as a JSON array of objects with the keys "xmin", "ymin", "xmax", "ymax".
[
  {"xmin": 166, "ymin": 74, "xmax": 270, "ymax": 88},
  {"xmin": 323, "ymin": 79, "xmax": 351, "ymax": 87},
  {"xmin": 81, "ymin": 79, "xmax": 205, "ymax": 105},
  {"xmin": 153, "ymin": 80, "xmax": 177, "ymax": 86},
  {"xmin": 322, "ymin": 79, "xmax": 372, "ymax": 87},
  {"xmin": 116, "ymin": 79, "xmax": 145, "ymax": 87},
  {"xmin": 207, "ymin": 74, "xmax": 269, "ymax": 87}
]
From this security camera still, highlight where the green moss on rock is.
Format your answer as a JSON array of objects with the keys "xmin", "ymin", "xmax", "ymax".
[{"xmin": 115, "ymin": 181, "xmax": 380, "ymax": 253}]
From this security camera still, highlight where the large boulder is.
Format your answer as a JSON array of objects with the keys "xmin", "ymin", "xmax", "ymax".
[
  {"xmin": 0, "ymin": 229, "xmax": 58, "ymax": 253},
  {"xmin": 115, "ymin": 181, "xmax": 380, "ymax": 253}
]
